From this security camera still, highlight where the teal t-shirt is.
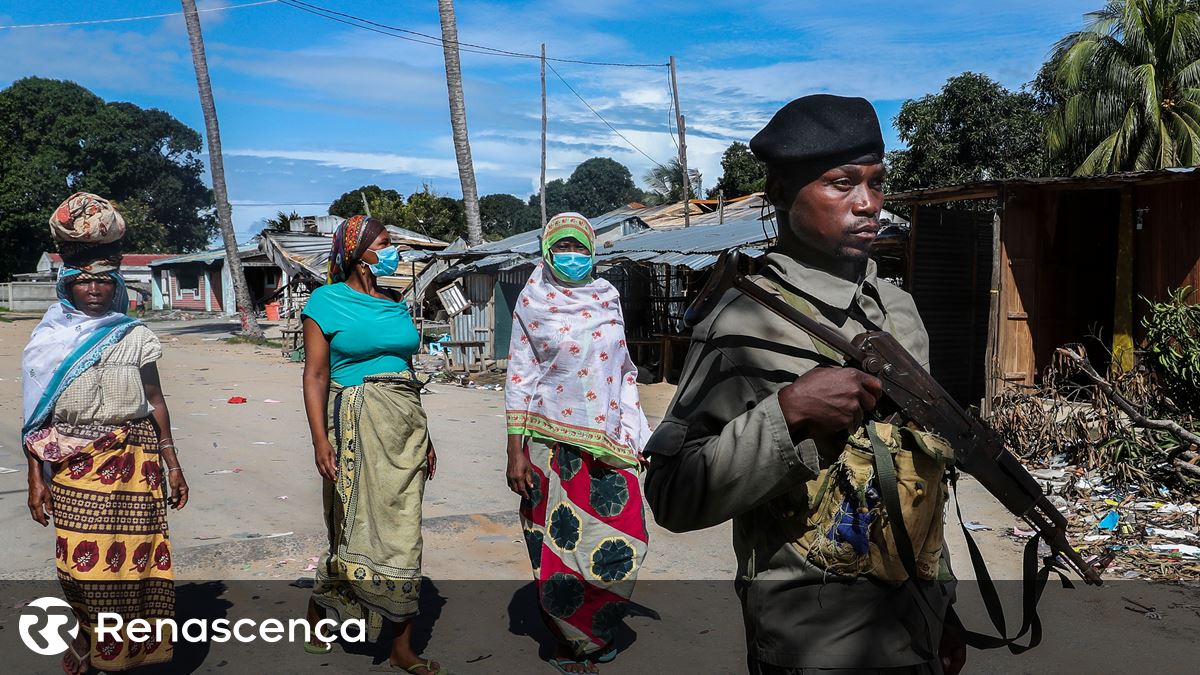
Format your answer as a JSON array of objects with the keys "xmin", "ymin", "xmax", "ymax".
[{"xmin": 301, "ymin": 282, "xmax": 420, "ymax": 386}]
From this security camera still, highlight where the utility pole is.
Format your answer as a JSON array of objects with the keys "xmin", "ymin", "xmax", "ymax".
[
  {"xmin": 180, "ymin": 0, "xmax": 263, "ymax": 337},
  {"xmin": 669, "ymin": 56, "xmax": 690, "ymax": 227},
  {"xmin": 540, "ymin": 43, "xmax": 548, "ymax": 227}
]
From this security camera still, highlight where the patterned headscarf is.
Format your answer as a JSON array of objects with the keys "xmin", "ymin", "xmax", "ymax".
[
  {"xmin": 49, "ymin": 192, "xmax": 126, "ymax": 268},
  {"xmin": 540, "ymin": 212, "xmax": 596, "ymax": 260},
  {"xmin": 327, "ymin": 215, "xmax": 386, "ymax": 283}
]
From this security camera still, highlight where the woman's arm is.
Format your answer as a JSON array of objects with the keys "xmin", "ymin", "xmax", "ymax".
[
  {"xmin": 142, "ymin": 362, "xmax": 189, "ymax": 509},
  {"xmin": 302, "ymin": 317, "xmax": 337, "ymax": 481},
  {"xmin": 26, "ymin": 452, "xmax": 51, "ymax": 526}
]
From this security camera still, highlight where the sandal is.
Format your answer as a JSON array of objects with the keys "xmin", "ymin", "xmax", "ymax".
[
  {"xmin": 61, "ymin": 639, "xmax": 89, "ymax": 675},
  {"xmin": 303, "ymin": 640, "xmax": 332, "ymax": 654},
  {"xmin": 371, "ymin": 658, "xmax": 449, "ymax": 674},
  {"xmin": 593, "ymin": 646, "xmax": 618, "ymax": 664},
  {"xmin": 548, "ymin": 657, "xmax": 597, "ymax": 674}
]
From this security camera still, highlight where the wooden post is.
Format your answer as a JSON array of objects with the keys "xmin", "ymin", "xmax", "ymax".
[
  {"xmin": 669, "ymin": 56, "xmax": 690, "ymax": 227},
  {"xmin": 540, "ymin": 43, "xmax": 548, "ymax": 227},
  {"xmin": 718, "ymin": 189, "xmax": 725, "ymax": 224},
  {"xmin": 983, "ymin": 208, "xmax": 1002, "ymax": 416},
  {"xmin": 1112, "ymin": 186, "xmax": 1135, "ymax": 373},
  {"xmin": 360, "ymin": 191, "xmax": 372, "ymax": 218}
]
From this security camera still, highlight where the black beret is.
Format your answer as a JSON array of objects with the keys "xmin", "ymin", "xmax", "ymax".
[{"xmin": 750, "ymin": 94, "xmax": 884, "ymax": 169}]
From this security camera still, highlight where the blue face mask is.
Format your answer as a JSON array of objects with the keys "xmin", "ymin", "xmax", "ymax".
[
  {"xmin": 551, "ymin": 252, "xmax": 593, "ymax": 282},
  {"xmin": 367, "ymin": 246, "xmax": 400, "ymax": 277}
]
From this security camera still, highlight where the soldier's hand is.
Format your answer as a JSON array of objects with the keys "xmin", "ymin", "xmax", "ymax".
[{"xmin": 778, "ymin": 367, "xmax": 882, "ymax": 437}]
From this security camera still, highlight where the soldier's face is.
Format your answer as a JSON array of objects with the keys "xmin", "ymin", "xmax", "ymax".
[{"xmin": 778, "ymin": 162, "xmax": 885, "ymax": 263}]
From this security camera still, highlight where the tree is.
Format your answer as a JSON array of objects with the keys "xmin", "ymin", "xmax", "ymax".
[
  {"xmin": 181, "ymin": 0, "xmax": 262, "ymax": 337},
  {"xmin": 565, "ymin": 158, "xmax": 641, "ymax": 217},
  {"xmin": 884, "ymin": 72, "xmax": 1048, "ymax": 196},
  {"xmin": 480, "ymin": 193, "xmax": 539, "ymax": 240},
  {"xmin": 437, "ymin": 0, "xmax": 484, "ymax": 247},
  {"xmin": 643, "ymin": 158, "xmax": 702, "ymax": 205},
  {"xmin": 529, "ymin": 178, "xmax": 573, "ymax": 217},
  {"xmin": 401, "ymin": 185, "xmax": 461, "ymax": 242},
  {"xmin": 264, "ymin": 210, "xmax": 300, "ymax": 232},
  {"xmin": 0, "ymin": 77, "xmax": 217, "ymax": 278},
  {"xmin": 709, "ymin": 141, "xmax": 767, "ymax": 198},
  {"xmin": 1043, "ymin": 0, "xmax": 1200, "ymax": 175}
]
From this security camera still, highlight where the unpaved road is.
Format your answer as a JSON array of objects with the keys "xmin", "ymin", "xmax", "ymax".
[{"xmin": 0, "ymin": 315, "xmax": 1195, "ymax": 673}]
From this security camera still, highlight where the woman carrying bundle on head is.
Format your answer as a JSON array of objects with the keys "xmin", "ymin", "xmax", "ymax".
[
  {"xmin": 504, "ymin": 212, "xmax": 652, "ymax": 675},
  {"xmin": 23, "ymin": 192, "xmax": 188, "ymax": 674}
]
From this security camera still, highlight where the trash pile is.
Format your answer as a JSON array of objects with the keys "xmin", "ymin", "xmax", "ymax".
[
  {"xmin": 991, "ymin": 336, "xmax": 1200, "ymax": 582},
  {"xmin": 1018, "ymin": 462, "xmax": 1200, "ymax": 582}
]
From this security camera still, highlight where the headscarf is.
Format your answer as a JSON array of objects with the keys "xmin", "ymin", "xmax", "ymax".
[
  {"xmin": 49, "ymin": 192, "xmax": 126, "ymax": 268},
  {"xmin": 505, "ymin": 216, "xmax": 650, "ymax": 467},
  {"xmin": 327, "ymin": 215, "xmax": 386, "ymax": 283},
  {"xmin": 540, "ymin": 212, "xmax": 595, "ymax": 283}
]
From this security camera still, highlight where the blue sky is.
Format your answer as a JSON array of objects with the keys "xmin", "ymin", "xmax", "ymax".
[{"xmin": 0, "ymin": 0, "xmax": 1098, "ymax": 241}]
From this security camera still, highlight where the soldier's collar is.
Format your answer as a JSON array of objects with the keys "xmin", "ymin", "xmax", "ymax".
[{"xmin": 761, "ymin": 252, "xmax": 879, "ymax": 311}]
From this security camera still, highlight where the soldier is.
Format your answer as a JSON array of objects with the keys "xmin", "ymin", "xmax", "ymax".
[{"xmin": 643, "ymin": 95, "xmax": 966, "ymax": 674}]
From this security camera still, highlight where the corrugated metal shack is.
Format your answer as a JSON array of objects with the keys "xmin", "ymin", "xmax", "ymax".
[
  {"xmin": 258, "ymin": 219, "xmax": 450, "ymax": 317},
  {"xmin": 887, "ymin": 166, "xmax": 1200, "ymax": 411},
  {"xmin": 426, "ymin": 208, "xmax": 649, "ymax": 366},
  {"xmin": 424, "ymin": 198, "xmax": 787, "ymax": 379}
]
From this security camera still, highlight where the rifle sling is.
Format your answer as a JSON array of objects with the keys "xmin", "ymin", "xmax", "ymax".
[
  {"xmin": 866, "ymin": 424, "xmax": 939, "ymax": 661},
  {"xmin": 947, "ymin": 473, "xmax": 1070, "ymax": 654}
]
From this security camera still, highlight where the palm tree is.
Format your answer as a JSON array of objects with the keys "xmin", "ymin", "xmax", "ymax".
[
  {"xmin": 1047, "ymin": 0, "xmax": 1200, "ymax": 175},
  {"xmin": 436, "ymin": 0, "xmax": 484, "ymax": 247},
  {"xmin": 180, "ymin": 0, "xmax": 263, "ymax": 337},
  {"xmin": 643, "ymin": 158, "xmax": 702, "ymax": 205},
  {"xmin": 265, "ymin": 210, "xmax": 301, "ymax": 232}
]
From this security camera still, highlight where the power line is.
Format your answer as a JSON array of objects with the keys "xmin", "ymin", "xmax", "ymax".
[
  {"xmin": 0, "ymin": 0, "xmax": 276, "ymax": 30},
  {"xmin": 546, "ymin": 62, "xmax": 667, "ymax": 170},
  {"xmin": 277, "ymin": 0, "xmax": 667, "ymax": 68}
]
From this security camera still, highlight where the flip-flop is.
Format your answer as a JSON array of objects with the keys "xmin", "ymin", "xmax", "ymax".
[
  {"xmin": 548, "ymin": 657, "xmax": 597, "ymax": 674},
  {"xmin": 303, "ymin": 640, "xmax": 332, "ymax": 654},
  {"xmin": 61, "ymin": 640, "xmax": 89, "ymax": 675},
  {"xmin": 369, "ymin": 659, "xmax": 449, "ymax": 674},
  {"xmin": 593, "ymin": 647, "xmax": 618, "ymax": 664}
]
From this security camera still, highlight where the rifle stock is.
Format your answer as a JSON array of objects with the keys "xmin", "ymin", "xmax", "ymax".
[{"xmin": 696, "ymin": 250, "xmax": 1103, "ymax": 586}]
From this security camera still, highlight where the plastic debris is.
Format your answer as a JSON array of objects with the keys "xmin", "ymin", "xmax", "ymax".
[
  {"xmin": 227, "ymin": 396, "xmax": 247, "ymax": 404},
  {"xmin": 1150, "ymin": 544, "xmax": 1200, "ymax": 558},
  {"xmin": 1012, "ymin": 526, "xmax": 1036, "ymax": 538},
  {"xmin": 962, "ymin": 521, "xmax": 991, "ymax": 531},
  {"xmin": 205, "ymin": 468, "xmax": 243, "ymax": 475},
  {"xmin": 263, "ymin": 399, "xmax": 282, "ymax": 404},
  {"xmin": 1146, "ymin": 528, "xmax": 1198, "ymax": 541},
  {"xmin": 1097, "ymin": 510, "xmax": 1120, "ymax": 530},
  {"xmin": 0, "ymin": 467, "xmax": 20, "ymax": 475}
]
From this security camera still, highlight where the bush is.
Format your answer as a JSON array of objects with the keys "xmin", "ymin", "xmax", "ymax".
[{"xmin": 1142, "ymin": 287, "xmax": 1200, "ymax": 416}]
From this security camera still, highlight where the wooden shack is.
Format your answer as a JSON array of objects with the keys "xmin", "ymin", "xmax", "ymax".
[{"xmin": 887, "ymin": 167, "xmax": 1200, "ymax": 411}]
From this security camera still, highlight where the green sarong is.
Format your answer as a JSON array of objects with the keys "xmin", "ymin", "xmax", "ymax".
[{"xmin": 312, "ymin": 371, "xmax": 428, "ymax": 638}]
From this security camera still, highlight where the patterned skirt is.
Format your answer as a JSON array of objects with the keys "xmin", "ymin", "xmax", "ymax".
[
  {"xmin": 519, "ymin": 438, "xmax": 648, "ymax": 657},
  {"xmin": 312, "ymin": 373, "xmax": 429, "ymax": 641},
  {"xmin": 51, "ymin": 416, "xmax": 174, "ymax": 670}
]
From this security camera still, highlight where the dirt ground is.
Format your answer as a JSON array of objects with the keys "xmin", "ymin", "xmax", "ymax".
[{"xmin": 0, "ymin": 314, "xmax": 1196, "ymax": 673}]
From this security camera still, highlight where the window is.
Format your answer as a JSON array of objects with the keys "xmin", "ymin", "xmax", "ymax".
[{"xmin": 175, "ymin": 270, "xmax": 200, "ymax": 299}]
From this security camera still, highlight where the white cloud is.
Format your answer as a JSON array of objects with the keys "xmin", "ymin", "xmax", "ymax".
[{"xmin": 224, "ymin": 147, "xmax": 501, "ymax": 176}]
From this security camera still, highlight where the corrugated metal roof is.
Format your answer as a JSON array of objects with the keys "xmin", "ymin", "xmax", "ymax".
[
  {"xmin": 599, "ymin": 216, "xmax": 777, "ymax": 255},
  {"xmin": 886, "ymin": 166, "xmax": 1200, "ymax": 204},
  {"xmin": 149, "ymin": 245, "xmax": 260, "ymax": 266}
]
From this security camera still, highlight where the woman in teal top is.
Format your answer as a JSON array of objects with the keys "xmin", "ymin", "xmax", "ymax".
[{"xmin": 300, "ymin": 215, "xmax": 446, "ymax": 675}]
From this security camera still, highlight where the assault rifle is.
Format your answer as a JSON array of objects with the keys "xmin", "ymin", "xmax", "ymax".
[{"xmin": 685, "ymin": 249, "xmax": 1104, "ymax": 587}]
